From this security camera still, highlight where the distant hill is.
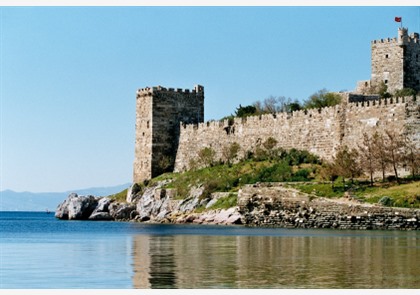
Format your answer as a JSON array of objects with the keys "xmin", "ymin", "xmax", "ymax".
[{"xmin": 0, "ymin": 183, "xmax": 131, "ymax": 212}]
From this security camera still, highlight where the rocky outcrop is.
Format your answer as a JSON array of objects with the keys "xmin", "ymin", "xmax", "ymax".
[
  {"xmin": 109, "ymin": 202, "xmax": 138, "ymax": 220},
  {"xmin": 55, "ymin": 193, "xmax": 98, "ymax": 220},
  {"xmin": 89, "ymin": 198, "xmax": 113, "ymax": 220},
  {"xmin": 55, "ymin": 181, "xmax": 241, "ymax": 225},
  {"xmin": 130, "ymin": 181, "xmax": 241, "ymax": 225},
  {"xmin": 174, "ymin": 207, "xmax": 242, "ymax": 225}
]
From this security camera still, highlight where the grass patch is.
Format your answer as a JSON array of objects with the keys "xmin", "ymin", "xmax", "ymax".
[
  {"xmin": 208, "ymin": 194, "xmax": 238, "ymax": 210},
  {"xmin": 162, "ymin": 158, "xmax": 316, "ymax": 200},
  {"xmin": 360, "ymin": 181, "xmax": 420, "ymax": 208},
  {"xmin": 108, "ymin": 189, "xmax": 128, "ymax": 203},
  {"xmin": 290, "ymin": 180, "xmax": 420, "ymax": 208},
  {"xmin": 290, "ymin": 182, "xmax": 345, "ymax": 198}
]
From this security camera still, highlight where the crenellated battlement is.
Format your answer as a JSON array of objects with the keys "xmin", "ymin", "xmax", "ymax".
[
  {"xmin": 137, "ymin": 85, "xmax": 204, "ymax": 97},
  {"xmin": 372, "ymin": 37, "xmax": 398, "ymax": 44},
  {"xmin": 347, "ymin": 95, "xmax": 415, "ymax": 107},
  {"xmin": 179, "ymin": 95, "xmax": 415, "ymax": 135}
]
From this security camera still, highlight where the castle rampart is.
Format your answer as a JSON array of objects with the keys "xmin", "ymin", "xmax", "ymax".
[{"xmin": 174, "ymin": 96, "xmax": 418, "ymax": 172}]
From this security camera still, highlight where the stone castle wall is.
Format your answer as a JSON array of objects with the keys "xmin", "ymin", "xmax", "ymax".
[
  {"xmin": 370, "ymin": 36, "xmax": 404, "ymax": 93},
  {"xmin": 404, "ymin": 32, "xmax": 420, "ymax": 91},
  {"xmin": 357, "ymin": 28, "xmax": 420, "ymax": 94},
  {"xmin": 174, "ymin": 96, "xmax": 418, "ymax": 172},
  {"xmin": 134, "ymin": 85, "xmax": 204, "ymax": 183}
]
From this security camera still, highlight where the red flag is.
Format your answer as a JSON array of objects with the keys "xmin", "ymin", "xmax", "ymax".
[{"xmin": 395, "ymin": 17, "xmax": 402, "ymax": 22}]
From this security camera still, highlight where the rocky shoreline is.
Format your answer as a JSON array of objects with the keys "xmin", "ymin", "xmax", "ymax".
[
  {"xmin": 55, "ymin": 180, "xmax": 242, "ymax": 225},
  {"xmin": 55, "ymin": 182, "xmax": 420, "ymax": 230}
]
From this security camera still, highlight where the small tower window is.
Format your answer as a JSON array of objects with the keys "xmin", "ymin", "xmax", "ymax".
[
  {"xmin": 385, "ymin": 54, "xmax": 389, "ymax": 58},
  {"xmin": 147, "ymin": 121, "xmax": 150, "ymax": 128},
  {"xmin": 384, "ymin": 79, "xmax": 388, "ymax": 84}
]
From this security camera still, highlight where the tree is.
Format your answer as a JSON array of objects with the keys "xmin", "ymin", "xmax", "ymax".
[
  {"xmin": 333, "ymin": 145, "xmax": 362, "ymax": 184},
  {"xmin": 235, "ymin": 104, "xmax": 257, "ymax": 117},
  {"xmin": 319, "ymin": 162, "xmax": 339, "ymax": 188},
  {"xmin": 371, "ymin": 132, "xmax": 389, "ymax": 182},
  {"xmin": 222, "ymin": 142, "xmax": 241, "ymax": 166},
  {"xmin": 394, "ymin": 88, "xmax": 416, "ymax": 98},
  {"xmin": 358, "ymin": 133, "xmax": 377, "ymax": 186},
  {"xmin": 253, "ymin": 96, "xmax": 300, "ymax": 114},
  {"xmin": 385, "ymin": 130, "xmax": 405, "ymax": 183},
  {"xmin": 262, "ymin": 137, "xmax": 278, "ymax": 159},
  {"xmin": 303, "ymin": 89, "xmax": 342, "ymax": 109},
  {"xmin": 287, "ymin": 100, "xmax": 302, "ymax": 112},
  {"xmin": 378, "ymin": 81, "xmax": 392, "ymax": 98},
  {"xmin": 402, "ymin": 134, "xmax": 420, "ymax": 178},
  {"xmin": 198, "ymin": 147, "xmax": 216, "ymax": 168},
  {"xmin": 157, "ymin": 155, "xmax": 173, "ymax": 173}
]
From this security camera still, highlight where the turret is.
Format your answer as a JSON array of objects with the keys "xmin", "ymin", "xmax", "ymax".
[{"xmin": 397, "ymin": 27, "xmax": 409, "ymax": 46}]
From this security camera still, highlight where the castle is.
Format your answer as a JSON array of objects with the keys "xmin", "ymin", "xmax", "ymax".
[
  {"xmin": 356, "ymin": 27, "xmax": 420, "ymax": 94},
  {"xmin": 133, "ymin": 28, "xmax": 420, "ymax": 184}
]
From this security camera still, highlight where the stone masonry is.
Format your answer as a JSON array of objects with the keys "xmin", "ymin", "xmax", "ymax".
[
  {"xmin": 133, "ymin": 85, "xmax": 204, "ymax": 183},
  {"xmin": 238, "ymin": 183, "xmax": 420, "ymax": 230},
  {"xmin": 174, "ymin": 95, "xmax": 418, "ymax": 172},
  {"xmin": 357, "ymin": 27, "xmax": 420, "ymax": 94}
]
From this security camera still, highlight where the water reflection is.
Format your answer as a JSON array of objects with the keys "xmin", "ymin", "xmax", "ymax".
[{"xmin": 132, "ymin": 233, "xmax": 420, "ymax": 288}]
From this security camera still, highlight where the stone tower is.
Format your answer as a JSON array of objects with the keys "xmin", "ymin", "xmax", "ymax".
[
  {"xmin": 133, "ymin": 85, "xmax": 204, "ymax": 184},
  {"xmin": 370, "ymin": 27, "xmax": 420, "ymax": 93}
]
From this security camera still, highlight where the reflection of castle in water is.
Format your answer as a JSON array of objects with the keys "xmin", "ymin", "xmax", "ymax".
[{"xmin": 131, "ymin": 233, "xmax": 420, "ymax": 288}]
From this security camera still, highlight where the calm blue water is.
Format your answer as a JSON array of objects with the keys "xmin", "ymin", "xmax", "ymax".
[{"xmin": 1, "ymin": 211, "xmax": 419, "ymax": 289}]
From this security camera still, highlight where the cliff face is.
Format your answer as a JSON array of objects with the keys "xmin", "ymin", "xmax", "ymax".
[{"xmin": 56, "ymin": 182, "xmax": 420, "ymax": 230}]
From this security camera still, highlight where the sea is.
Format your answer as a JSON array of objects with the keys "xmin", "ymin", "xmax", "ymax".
[{"xmin": 1, "ymin": 211, "xmax": 420, "ymax": 289}]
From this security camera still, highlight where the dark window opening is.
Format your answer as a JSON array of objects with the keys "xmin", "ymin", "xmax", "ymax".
[
  {"xmin": 147, "ymin": 121, "xmax": 150, "ymax": 128},
  {"xmin": 385, "ymin": 54, "xmax": 389, "ymax": 58},
  {"xmin": 384, "ymin": 79, "xmax": 388, "ymax": 84}
]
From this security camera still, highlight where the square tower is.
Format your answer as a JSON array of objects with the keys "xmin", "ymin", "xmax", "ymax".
[
  {"xmin": 133, "ymin": 85, "xmax": 204, "ymax": 184},
  {"xmin": 370, "ymin": 28, "xmax": 420, "ymax": 94}
]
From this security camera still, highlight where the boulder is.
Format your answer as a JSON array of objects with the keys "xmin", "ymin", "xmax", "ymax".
[
  {"xmin": 109, "ymin": 203, "xmax": 137, "ymax": 220},
  {"xmin": 55, "ymin": 193, "xmax": 98, "ymax": 220},
  {"xmin": 213, "ymin": 207, "xmax": 241, "ymax": 224},
  {"xmin": 92, "ymin": 197, "xmax": 112, "ymax": 214},
  {"xmin": 126, "ymin": 183, "xmax": 142, "ymax": 203},
  {"xmin": 89, "ymin": 212, "xmax": 113, "ymax": 221}
]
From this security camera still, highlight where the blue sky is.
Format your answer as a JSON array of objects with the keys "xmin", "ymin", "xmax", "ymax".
[{"xmin": 1, "ymin": 6, "xmax": 419, "ymax": 192}]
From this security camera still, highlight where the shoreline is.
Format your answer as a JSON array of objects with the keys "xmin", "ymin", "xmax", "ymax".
[{"xmin": 54, "ymin": 182, "xmax": 420, "ymax": 231}]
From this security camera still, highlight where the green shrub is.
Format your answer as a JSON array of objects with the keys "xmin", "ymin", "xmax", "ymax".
[
  {"xmin": 198, "ymin": 147, "xmax": 216, "ymax": 167},
  {"xmin": 255, "ymin": 161, "xmax": 292, "ymax": 182},
  {"xmin": 292, "ymin": 169, "xmax": 311, "ymax": 181},
  {"xmin": 378, "ymin": 196, "xmax": 393, "ymax": 206}
]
